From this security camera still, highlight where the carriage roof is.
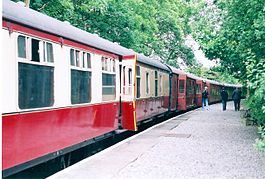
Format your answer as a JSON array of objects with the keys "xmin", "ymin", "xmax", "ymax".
[{"xmin": 2, "ymin": 0, "xmax": 134, "ymax": 56}]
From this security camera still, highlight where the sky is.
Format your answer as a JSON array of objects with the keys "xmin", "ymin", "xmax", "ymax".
[{"xmin": 185, "ymin": 35, "xmax": 217, "ymax": 69}]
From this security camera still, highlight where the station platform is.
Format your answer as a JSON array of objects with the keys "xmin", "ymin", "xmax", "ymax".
[{"xmin": 48, "ymin": 102, "xmax": 265, "ymax": 179}]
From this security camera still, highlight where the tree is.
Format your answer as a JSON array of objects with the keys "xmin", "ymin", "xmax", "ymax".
[{"xmin": 12, "ymin": 0, "xmax": 196, "ymax": 67}]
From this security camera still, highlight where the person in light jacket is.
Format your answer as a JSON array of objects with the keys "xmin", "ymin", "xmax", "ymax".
[{"xmin": 202, "ymin": 86, "xmax": 209, "ymax": 110}]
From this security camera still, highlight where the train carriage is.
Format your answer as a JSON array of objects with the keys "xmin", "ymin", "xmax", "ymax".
[
  {"xmin": 206, "ymin": 79, "xmax": 222, "ymax": 103},
  {"xmin": 2, "ymin": 0, "xmax": 244, "ymax": 177},
  {"xmin": 175, "ymin": 69, "xmax": 196, "ymax": 111},
  {"xmin": 2, "ymin": 0, "xmax": 135, "ymax": 176},
  {"xmin": 121, "ymin": 54, "xmax": 171, "ymax": 127},
  {"xmin": 187, "ymin": 74, "xmax": 206, "ymax": 107}
]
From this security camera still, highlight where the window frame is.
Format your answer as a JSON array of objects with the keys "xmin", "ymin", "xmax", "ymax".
[
  {"xmin": 17, "ymin": 34, "xmax": 54, "ymax": 66},
  {"xmin": 136, "ymin": 66, "xmax": 141, "ymax": 98},
  {"xmin": 70, "ymin": 48, "xmax": 92, "ymax": 71},
  {"xmin": 179, "ymin": 80, "xmax": 185, "ymax": 94},
  {"xmin": 155, "ymin": 71, "xmax": 158, "ymax": 97},
  {"xmin": 16, "ymin": 34, "xmax": 55, "ymax": 110},
  {"xmin": 101, "ymin": 56, "xmax": 117, "ymax": 101},
  {"xmin": 70, "ymin": 48, "xmax": 92, "ymax": 105},
  {"xmin": 146, "ymin": 72, "xmax": 150, "ymax": 95}
]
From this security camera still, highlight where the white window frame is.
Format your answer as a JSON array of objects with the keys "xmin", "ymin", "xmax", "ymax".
[{"xmin": 16, "ymin": 34, "xmax": 54, "ymax": 67}]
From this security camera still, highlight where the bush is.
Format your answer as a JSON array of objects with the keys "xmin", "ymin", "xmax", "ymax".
[
  {"xmin": 255, "ymin": 126, "xmax": 265, "ymax": 151},
  {"xmin": 245, "ymin": 58, "xmax": 265, "ymax": 151}
]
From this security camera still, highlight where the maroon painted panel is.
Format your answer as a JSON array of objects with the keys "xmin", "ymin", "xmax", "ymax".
[
  {"xmin": 209, "ymin": 84, "xmax": 222, "ymax": 103},
  {"xmin": 135, "ymin": 96, "xmax": 169, "ymax": 122},
  {"xmin": 121, "ymin": 101, "xmax": 136, "ymax": 131},
  {"xmin": 178, "ymin": 75, "xmax": 187, "ymax": 111},
  {"xmin": 170, "ymin": 74, "xmax": 178, "ymax": 111},
  {"xmin": 2, "ymin": 102, "xmax": 118, "ymax": 170},
  {"xmin": 186, "ymin": 78, "xmax": 196, "ymax": 108},
  {"xmin": 196, "ymin": 81, "xmax": 203, "ymax": 107}
]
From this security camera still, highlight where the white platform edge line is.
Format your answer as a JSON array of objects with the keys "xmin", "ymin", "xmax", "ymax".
[{"xmin": 47, "ymin": 110, "xmax": 195, "ymax": 179}]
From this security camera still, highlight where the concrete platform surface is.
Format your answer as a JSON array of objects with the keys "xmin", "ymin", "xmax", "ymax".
[{"xmin": 48, "ymin": 102, "xmax": 265, "ymax": 179}]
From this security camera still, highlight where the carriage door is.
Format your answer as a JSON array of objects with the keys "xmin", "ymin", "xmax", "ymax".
[{"xmin": 121, "ymin": 55, "xmax": 137, "ymax": 131}]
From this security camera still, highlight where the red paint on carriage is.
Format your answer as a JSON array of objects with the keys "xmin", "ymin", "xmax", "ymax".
[
  {"xmin": 195, "ymin": 80, "xmax": 205, "ymax": 107},
  {"xmin": 121, "ymin": 101, "xmax": 137, "ymax": 131},
  {"xmin": 2, "ymin": 102, "xmax": 119, "ymax": 170},
  {"xmin": 170, "ymin": 74, "xmax": 178, "ymax": 111},
  {"xmin": 177, "ymin": 74, "xmax": 196, "ymax": 110},
  {"xmin": 135, "ymin": 96, "xmax": 169, "ymax": 122}
]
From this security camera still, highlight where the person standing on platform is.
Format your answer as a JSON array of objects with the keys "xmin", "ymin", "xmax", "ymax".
[
  {"xmin": 232, "ymin": 87, "xmax": 242, "ymax": 111},
  {"xmin": 220, "ymin": 87, "xmax": 228, "ymax": 111},
  {"xmin": 202, "ymin": 86, "xmax": 209, "ymax": 110}
]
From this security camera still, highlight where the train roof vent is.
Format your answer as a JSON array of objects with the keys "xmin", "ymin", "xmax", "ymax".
[
  {"xmin": 17, "ymin": 1, "xmax": 26, "ymax": 6},
  {"xmin": 63, "ymin": 21, "xmax": 71, "ymax": 25}
]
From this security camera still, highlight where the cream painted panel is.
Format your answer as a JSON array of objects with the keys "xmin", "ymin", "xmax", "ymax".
[
  {"xmin": 115, "ymin": 59, "xmax": 120, "ymax": 101},
  {"xmin": 138, "ymin": 63, "xmax": 159, "ymax": 98},
  {"xmin": 149, "ymin": 69, "xmax": 154, "ymax": 97},
  {"xmin": 162, "ymin": 72, "xmax": 170, "ymax": 96},
  {"xmin": 121, "ymin": 59, "xmax": 135, "ymax": 101},
  {"xmin": 54, "ymin": 45, "xmax": 71, "ymax": 107},
  {"xmin": 91, "ymin": 54, "xmax": 102, "ymax": 103},
  {"xmin": 140, "ymin": 65, "xmax": 147, "ymax": 98},
  {"xmin": 2, "ymin": 29, "xmax": 17, "ymax": 113}
]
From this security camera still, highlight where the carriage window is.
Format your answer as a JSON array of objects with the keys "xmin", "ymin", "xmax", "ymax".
[
  {"xmin": 82, "ymin": 52, "xmax": 86, "ymax": 68},
  {"xmin": 70, "ymin": 49, "xmax": 92, "ymax": 104},
  {"xmin": 159, "ymin": 75, "xmax": 163, "ymax": 93},
  {"xmin": 17, "ymin": 35, "xmax": 55, "ymax": 109},
  {"xmin": 75, "ymin": 50, "xmax": 80, "ymax": 67},
  {"xmin": 70, "ymin": 49, "xmax": 91, "ymax": 68},
  {"xmin": 46, "ymin": 42, "xmax": 54, "ymax": 62},
  {"xmin": 102, "ymin": 73, "xmax": 116, "ymax": 101},
  {"xmin": 31, "ymin": 39, "xmax": 40, "ymax": 62},
  {"xmin": 155, "ymin": 71, "xmax": 158, "ymax": 96},
  {"xmin": 18, "ymin": 35, "xmax": 54, "ymax": 63},
  {"xmin": 19, "ymin": 63, "xmax": 54, "ymax": 109},
  {"xmin": 87, "ymin": 53, "xmax": 91, "ymax": 68},
  {"xmin": 196, "ymin": 84, "xmax": 201, "ymax": 94},
  {"xmin": 101, "ymin": 57, "xmax": 105, "ymax": 70},
  {"xmin": 187, "ymin": 80, "xmax": 193, "ymax": 95},
  {"xmin": 136, "ymin": 66, "xmax": 141, "ymax": 98},
  {"xmin": 123, "ymin": 66, "xmax": 126, "ymax": 86},
  {"xmin": 136, "ymin": 66, "xmax": 140, "ymax": 76},
  {"xmin": 127, "ymin": 68, "xmax": 132, "ymax": 95},
  {"xmin": 179, "ymin": 80, "xmax": 185, "ymax": 93},
  {"xmin": 71, "ymin": 70, "xmax": 91, "ymax": 104},
  {"xmin": 18, "ymin": 35, "xmax": 26, "ymax": 58},
  {"xmin": 112, "ymin": 59, "xmax": 116, "ymax": 72},
  {"xmin": 102, "ymin": 56, "xmax": 116, "ymax": 101},
  {"xmin": 128, "ymin": 68, "xmax": 132, "ymax": 85},
  {"xmin": 155, "ymin": 71, "xmax": 158, "ymax": 78},
  {"xmin": 146, "ymin": 72, "xmax": 149, "ymax": 94},
  {"xmin": 70, "ymin": 49, "xmax": 75, "ymax": 66}
]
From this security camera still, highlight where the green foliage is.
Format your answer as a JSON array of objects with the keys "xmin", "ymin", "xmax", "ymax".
[
  {"xmin": 255, "ymin": 126, "xmax": 265, "ymax": 152},
  {"xmin": 190, "ymin": 0, "xmax": 265, "ymax": 150},
  {"xmin": 245, "ymin": 59, "xmax": 265, "ymax": 125},
  {"xmin": 187, "ymin": 65, "xmax": 239, "ymax": 84},
  {"xmin": 192, "ymin": 0, "xmax": 264, "ymax": 79},
  {"xmin": 13, "ymin": 0, "xmax": 196, "ymax": 67}
]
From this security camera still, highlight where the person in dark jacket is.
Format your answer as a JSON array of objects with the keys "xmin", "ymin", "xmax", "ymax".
[
  {"xmin": 202, "ymin": 86, "xmax": 209, "ymax": 110},
  {"xmin": 220, "ymin": 87, "xmax": 228, "ymax": 111},
  {"xmin": 232, "ymin": 87, "xmax": 242, "ymax": 111}
]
